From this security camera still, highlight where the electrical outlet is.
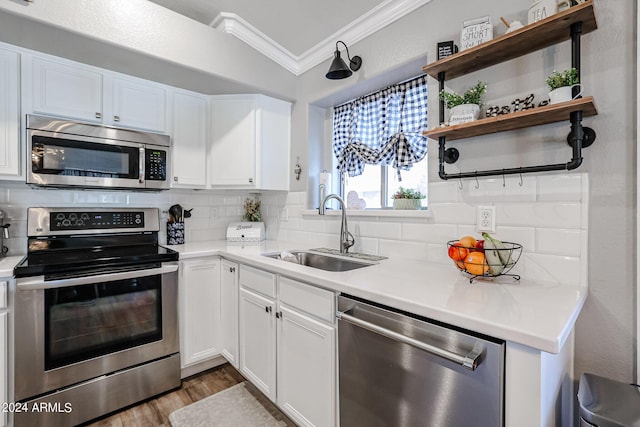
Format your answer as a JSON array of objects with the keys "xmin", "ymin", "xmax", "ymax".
[{"xmin": 476, "ymin": 206, "xmax": 496, "ymax": 233}]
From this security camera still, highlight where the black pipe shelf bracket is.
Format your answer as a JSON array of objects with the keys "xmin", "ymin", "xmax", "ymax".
[{"xmin": 432, "ymin": 10, "xmax": 597, "ymax": 182}]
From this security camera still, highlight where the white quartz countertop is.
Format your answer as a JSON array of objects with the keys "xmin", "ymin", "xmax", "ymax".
[
  {"xmin": 166, "ymin": 240, "xmax": 587, "ymax": 354},
  {"xmin": 0, "ymin": 256, "xmax": 24, "ymax": 278}
]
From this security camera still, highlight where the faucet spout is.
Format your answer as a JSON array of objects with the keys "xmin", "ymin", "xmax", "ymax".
[{"xmin": 319, "ymin": 194, "xmax": 355, "ymax": 254}]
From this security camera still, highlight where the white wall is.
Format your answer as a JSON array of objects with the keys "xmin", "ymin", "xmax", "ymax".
[{"xmin": 295, "ymin": 0, "xmax": 637, "ymax": 384}]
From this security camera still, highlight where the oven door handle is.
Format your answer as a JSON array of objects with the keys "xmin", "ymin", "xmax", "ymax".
[{"xmin": 16, "ymin": 264, "xmax": 178, "ymax": 290}]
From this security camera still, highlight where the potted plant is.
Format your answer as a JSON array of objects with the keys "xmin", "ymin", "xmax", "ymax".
[
  {"xmin": 439, "ymin": 81, "xmax": 487, "ymax": 124},
  {"xmin": 243, "ymin": 197, "xmax": 262, "ymax": 222},
  {"xmin": 546, "ymin": 67, "xmax": 582, "ymax": 104},
  {"xmin": 391, "ymin": 187, "xmax": 425, "ymax": 210}
]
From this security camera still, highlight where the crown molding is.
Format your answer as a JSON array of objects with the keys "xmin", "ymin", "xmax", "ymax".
[{"xmin": 210, "ymin": 0, "xmax": 433, "ymax": 76}]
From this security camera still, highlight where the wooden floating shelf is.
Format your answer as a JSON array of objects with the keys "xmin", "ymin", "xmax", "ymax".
[
  {"xmin": 422, "ymin": 0, "xmax": 597, "ymax": 80},
  {"xmin": 423, "ymin": 96, "xmax": 597, "ymax": 141}
]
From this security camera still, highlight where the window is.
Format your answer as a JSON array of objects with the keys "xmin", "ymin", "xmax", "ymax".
[{"xmin": 332, "ymin": 76, "xmax": 428, "ymax": 209}]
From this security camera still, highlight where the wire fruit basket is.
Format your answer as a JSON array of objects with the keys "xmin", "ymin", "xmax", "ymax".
[{"xmin": 447, "ymin": 240, "xmax": 522, "ymax": 283}]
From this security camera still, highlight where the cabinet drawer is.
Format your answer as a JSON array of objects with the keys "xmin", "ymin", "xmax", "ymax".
[
  {"xmin": 0, "ymin": 281, "xmax": 6, "ymax": 308},
  {"xmin": 240, "ymin": 265, "xmax": 276, "ymax": 298},
  {"xmin": 279, "ymin": 277, "xmax": 335, "ymax": 324}
]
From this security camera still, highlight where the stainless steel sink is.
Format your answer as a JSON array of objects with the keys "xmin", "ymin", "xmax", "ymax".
[{"xmin": 262, "ymin": 250, "xmax": 374, "ymax": 272}]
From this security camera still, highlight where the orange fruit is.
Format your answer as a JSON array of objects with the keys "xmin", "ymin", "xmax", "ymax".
[
  {"xmin": 459, "ymin": 235, "xmax": 477, "ymax": 248},
  {"xmin": 463, "ymin": 251, "xmax": 489, "ymax": 275}
]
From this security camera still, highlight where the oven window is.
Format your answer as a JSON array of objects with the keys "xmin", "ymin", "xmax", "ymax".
[
  {"xmin": 32, "ymin": 135, "xmax": 139, "ymax": 179},
  {"xmin": 44, "ymin": 275, "xmax": 162, "ymax": 370}
]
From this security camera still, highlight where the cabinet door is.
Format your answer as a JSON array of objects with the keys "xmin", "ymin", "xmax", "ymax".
[
  {"xmin": 179, "ymin": 258, "xmax": 221, "ymax": 368},
  {"xmin": 109, "ymin": 76, "xmax": 166, "ymax": 132},
  {"xmin": 239, "ymin": 287, "xmax": 276, "ymax": 401},
  {"xmin": 0, "ymin": 311, "xmax": 6, "ymax": 427},
  {"xmin": 210, "ymin": 96, "xmax": 256, "ymax": 187},
  {"xmin": 29, "ymin": 56, "xmax": 103, "ymax": 122},
  {"xmin": 171, "ymin": 90, "xmax": 208, "ymax": 188},
  {"xmin": 220, "ymin": 260, "xmax": 239, "ymax": 368},
  {"xmin": 0, "ymin": 47, "xmax": 19, "ymax": 177},
  {"xmin": 277, "ymin": 305, "xmax": 336, "ymax": 427},
  {"xmin": 256, "ymin": 95, "xmax": 291, "ymax": 191}
]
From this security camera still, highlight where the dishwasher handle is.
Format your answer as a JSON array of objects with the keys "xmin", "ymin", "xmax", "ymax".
[{"xmin": 337, "ymin": 310, "xmax": 483, "ymax": 371}]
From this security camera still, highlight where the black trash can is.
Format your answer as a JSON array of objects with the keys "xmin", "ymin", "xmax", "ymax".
[{"xmin": 577, "ymin": 373, "xmax": 640, "ymax": 426}]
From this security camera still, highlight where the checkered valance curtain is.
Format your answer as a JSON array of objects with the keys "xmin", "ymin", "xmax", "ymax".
[{"xmin": 332, "ymin": 75, "xmax": 428, "ymax": 180}]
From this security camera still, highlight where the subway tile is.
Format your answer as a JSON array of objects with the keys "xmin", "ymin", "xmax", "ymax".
[
  {"xmin": 428, "ymin": 180, "xmax": 459, "ymax": 203},
  {"xmin": 536, "ymin": 173, "xmax": 582, "ymax": 202},
  {"xmin": 428, "ymin": 203, "xmax": 476, "ymax": 225},
  {"xmin": 307, "ymin": 232, "xmax": 336, "ymax": 249},
  {"xmin": 492, "ymin": 226, "xmax": 535, "ymax": 251},
  {"xmin": 496, "ymin": 202, "xmax": 582, "ymax": 229},
  {"xmin": 357, "ymin": 221, "xmax": 401, "ymax": 240},
  {"xmin": 378, "ymin": 239, "xmax": 428, "ymax": 262},
  {"xmin": 459, "ymin": 175, "xmax": 536, "ymax": 203},
  {"xmin": 401, "ymin": 223, "xmax": 458, "ymax": 244},
  {"xmin": 535, "ymin": 228, "xmax": 582, "ymax": 257},
  {"xmin": 351, "ymin": 237, "xmax": 379, "ymax": 256},
  {"xmin": 300, "ymin": 217, "xmax": 326, "ymax": 233},
  {"xmin": 73, "ymin": 191, "xmax": 129, "ymax": 205}
]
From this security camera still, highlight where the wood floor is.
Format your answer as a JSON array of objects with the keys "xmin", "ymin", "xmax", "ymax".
[{"xmin": 85, "ymin": 363, "xmax": 295, "ymax": 427}]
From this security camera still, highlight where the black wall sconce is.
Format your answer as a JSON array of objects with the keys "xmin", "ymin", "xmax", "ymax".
[{"xmin": 326, "ymin": 41, "xmax": 362, "ymax": 80}]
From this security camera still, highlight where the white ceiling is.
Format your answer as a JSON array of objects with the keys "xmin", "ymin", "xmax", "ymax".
[
  {"xmin": 145, "ymin": 0, "xmax": 431, "ymax": 75},
  {"xmin": 145, "ymin": 0, "xmax": 384, "ymax": 57}
]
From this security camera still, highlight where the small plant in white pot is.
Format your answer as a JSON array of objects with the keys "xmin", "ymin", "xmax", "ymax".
[
  {"xmin": 546, "ymin": 67, "xmax": 581, "ymax": 104},
  {"xmin": 439, "ymin": 81, "xmax": 487, "ymax": 125},
  {"xmin": 391, "ymin": 187, "xmax": 425, "ymax": 210}
]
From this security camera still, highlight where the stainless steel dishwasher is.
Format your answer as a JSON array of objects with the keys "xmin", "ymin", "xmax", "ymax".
[{"xmin": 337, "ymin": 295, "xmax": 505, "ymax": 427}]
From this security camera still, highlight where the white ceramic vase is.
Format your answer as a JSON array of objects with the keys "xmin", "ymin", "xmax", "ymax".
[
  {"xmin": 548, "ymin": 84, "xmax": 583, "ymax": 104},
  {"xmin": 449, "ymin": 103, "xmax": 480, "ymax": 125},
  {"xmin": 392, "ymin": 199, "xmax": 422, "ymax": 210}
]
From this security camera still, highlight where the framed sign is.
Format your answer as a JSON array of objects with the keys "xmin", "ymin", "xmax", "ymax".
[
  {"xmin": 437, "ymin": 41, "xmax": 459, "ymax": 60},
  {"xmin": 460, "ymin": 16, "xmax": 493, "ymax": 51}
]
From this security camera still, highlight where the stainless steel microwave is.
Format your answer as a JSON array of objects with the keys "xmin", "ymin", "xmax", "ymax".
[{"xmin": 27, "ymin": 114, "xmax": 171, "ymax": 190}]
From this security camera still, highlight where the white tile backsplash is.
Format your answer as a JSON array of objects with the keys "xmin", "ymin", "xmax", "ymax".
[
  {"xmin": 1, "ymin": 172, "xmax": 589, "ymax": 286},
  {"xmin": 284, "ymin": 172, "xmax": 589, "ymax": 286}
]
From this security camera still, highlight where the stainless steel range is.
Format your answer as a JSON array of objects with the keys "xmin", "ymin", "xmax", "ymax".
[{"xmin": 12, "ymin": 207, "xmax": 180, "ymax": 427}]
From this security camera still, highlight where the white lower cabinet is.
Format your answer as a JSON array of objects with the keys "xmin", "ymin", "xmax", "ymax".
[
  {"xmin": 0, "ymin": 311, "xmax": 6, "ymax": 427},
  {"xmin": 238, "ymin": 265, "xmax": 336, "ymax": 427},
  {"xmin": 277, "ymin": 304, "xmax": 335, "ymax": 427},
  {"xmin": 1, "ymin": 280, "xmax": 9, "ymax": 427},
  {"xmin": 220, "ymin": 259, "xmax": 239, "ymax": 368},
  {"xmin": 179, "ymin": 257, "xmax": 221, "ymax": 370}
]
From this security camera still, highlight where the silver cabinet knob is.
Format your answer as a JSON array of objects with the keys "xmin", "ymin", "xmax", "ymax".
[
  {"xmin": 95, "ymin": 112, "xmax": 102, "ymax": 119},
  {"xmin": 113, "ymin": 115, "xmax": 120, "ymax": 122}
]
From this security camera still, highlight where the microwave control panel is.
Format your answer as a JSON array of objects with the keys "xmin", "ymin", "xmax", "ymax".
[
  {"xmin": 146, "ymin": 149, "xmax": 167, "ymax": 181},
  {"xmin": 50, "ymin": 211, "xmax": 144, "ymax": 231}
]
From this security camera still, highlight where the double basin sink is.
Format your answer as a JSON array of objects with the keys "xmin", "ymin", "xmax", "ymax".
[{"xmin": 262, "ymin": 250, "xmax": 374, "ymax": 272}]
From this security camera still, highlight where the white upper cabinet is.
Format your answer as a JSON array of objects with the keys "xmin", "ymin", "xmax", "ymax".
[
  {"xmin": 106, "ymin": 76, "xmax": 166, "ymax": 132},
  {"xmin": 0, "ymin": 46, "xmax": 20, "ymax": 177},
  {"xmin": 170, "ymin": 89, "xmax": 209, "ymax": 188},
  {"xmin": 23, "ymin": 53, "xmax": 167, "ymax": 133},
  {"xmin": 25, "ymin": 55, "xmax": 103, "ymax": 123},
  {"xmin": 210, "ymin": 94, "xmax": 291, "ymax": 190}
]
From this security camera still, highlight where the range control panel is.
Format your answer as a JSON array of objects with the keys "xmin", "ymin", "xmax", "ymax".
[{"xmin": 50, "ymin": 211, "xmax": 144, "ymax": 231}]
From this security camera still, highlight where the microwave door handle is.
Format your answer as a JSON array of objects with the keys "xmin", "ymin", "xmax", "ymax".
[{"xmin": 139, "ymin": 146, "xmax": 145, "ymax": 184}]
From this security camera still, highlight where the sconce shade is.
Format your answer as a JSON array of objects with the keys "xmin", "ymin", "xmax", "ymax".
[{"xmin": 326, "ymin": 41, "xmax": 362, "ymax": 80}]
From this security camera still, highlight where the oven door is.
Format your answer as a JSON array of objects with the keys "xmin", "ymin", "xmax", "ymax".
[
  {"xmin": 14, "ymin": 263, "xmax": 179, "ymax": 401},
  {"xmin": 28, "ymin": 129, "xmax": 145, "ymax": 189}
]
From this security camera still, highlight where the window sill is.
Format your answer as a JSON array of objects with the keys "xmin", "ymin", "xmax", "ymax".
[{"xmin": 301, "ymin": 208, "xmax": 431, "ymax": 219}]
